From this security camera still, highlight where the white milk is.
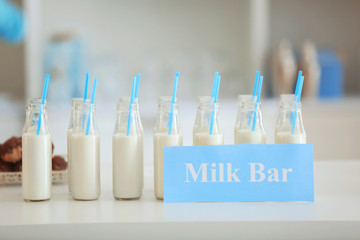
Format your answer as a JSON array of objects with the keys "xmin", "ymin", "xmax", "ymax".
[
  {"xmin": 67, "ymin": 130, "xmax": 71, "ymax": 192},
  {"xmin": 234, "ymin": 126, "xmax": 240, "ymax": 142},
  {"xmin": 22, "ymin": 134, "xmax": 52, "ymax": 201},
  {"xmin": 276, "ymin": 133, "xmax": 306, "ymax": 144},
  {"xmin": 154, "ymin": 133, "xmax": 183, "ymax": 199},
  {"xmin": 70, "ymin": 134, "xmax": 100, "ymax": 200},
  {"xmin": 113, "ymin": 134, "xmax": 143, "ymax": 199},
  {"xmin": 235, "ymin": 131, "xmax": 266, "ymax": 144},
  {"xmin": 194, "ymin": 133, "xmax": 224, "ymax": 146}
]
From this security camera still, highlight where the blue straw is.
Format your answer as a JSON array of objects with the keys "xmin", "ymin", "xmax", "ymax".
[
  {"xmin": 209, "ymin": 75, "xmax": 221, "ymax": 135},
  {"xmin": 134, "ymin": 73, "xmax": 141, "ymax": 99},
  {"xmin": 211, "ymin": 72, "xmax": 219, "ymax": 98},
  {"xmin": 83, "ymin": 72, "xmax": 89, "ymax": 102},
  {"xmin": 248, "ymin": 71, "xmax": 260, "ymax": 126},
  {"xmin": 85, "ymin": 78, "xmax": 98, "ymax": 136},
  {"xmin": 251, "ymin": 76, "xmax": 263, "ymax": 132},
  {"xmin": 82, "ymin": 72, "xmax": 89, "ymax": 129},
  {"xmin": 126, "ymin": 76, "xmax": 137, "ymax": 136},
  {"xmin": 36, "ymin": 74, "xmax": 50, "ymax": 135},
  {"xmin": 252, "ymin": 71, "xmax": 260, "ymax": 102},
  {"xmin": 291, "ymin": 76, "xmax": 304, "ymax": 134},
  {"xmin": 294, "ymin": 70, "xmax": 303, "ymax": 98},
  {"xmin": 168, "ymin": 72, "xmax": 180, "ymax": 135}
]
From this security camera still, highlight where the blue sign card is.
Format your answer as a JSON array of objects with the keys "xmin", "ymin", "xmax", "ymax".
[{"xmin": 163, "ymin": 144, "xmax": 314, "ymax": 203}]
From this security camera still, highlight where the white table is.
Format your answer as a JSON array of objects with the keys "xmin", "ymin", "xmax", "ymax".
[{"xmin": 0, "ymin": 160, "xmax": 360, "ymax": 239}]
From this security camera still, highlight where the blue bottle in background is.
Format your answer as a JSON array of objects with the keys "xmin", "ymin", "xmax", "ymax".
[{"xmin": 318, "ymin": 50, "xmax": 344, "ymax": 98}]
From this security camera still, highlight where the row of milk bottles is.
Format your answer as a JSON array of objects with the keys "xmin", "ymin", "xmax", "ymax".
[{"xmin": 21, "ymin": 93, "xmax": 305, "ymax": 201}]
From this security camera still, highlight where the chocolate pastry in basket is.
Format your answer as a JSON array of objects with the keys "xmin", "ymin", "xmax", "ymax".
[
  {"xmin": 0, "ymin": 160, "xmax": 13, "ymax": 172},
  {"xmin": 52, "ymin": 155, "xmax": 67, "ymax": 171},
  {"xmin": 12, "ymin": 161, "xmax": 22, "ymax": 172},
  {"xmin": 0, "ymin": 137, "xmax": 22, "ymax": 163}
]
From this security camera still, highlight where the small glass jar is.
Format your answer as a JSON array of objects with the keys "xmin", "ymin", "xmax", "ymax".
[
  {"xmin": 275, "ymin": 95, "xmax": 306, "ymax": 144},
  {"xmin": 22, "ymin": 98, "xmax": 52, "ymax": 201},
  {"xmin": 154, "ymin": 96, "xmax": 183, "ymax": 200},
  {"xmin": 193, "ymin": 96, "xmax": 223, "ymax": 145},
  {"xmin": 70, "ymin": 101, "xmax": 100, "ymax": 200},
  {"xmin": 113, "ymin": 97, "xmax": 143, "ymax": 200}
]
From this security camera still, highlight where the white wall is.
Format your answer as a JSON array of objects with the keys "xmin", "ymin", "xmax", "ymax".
[{"xmin": 39, "ymin": 0, "xmax": 251, "ymax": 102}]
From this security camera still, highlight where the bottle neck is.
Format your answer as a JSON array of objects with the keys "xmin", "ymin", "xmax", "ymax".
[
  {"xmin": 114, "ymin": 97, "xmax": 142, "ymax": 136},
  {"xmin": 74, "ymin": 102, "xmax": 95, "ymax": 112},
  {"xmin": 154, "ymin": 96, "xmax": 181, "ymax": 135},
  {"xmin": 281, "ymin": 101, "xmax": 302, "ymax": 110},
  {"xmin": 72, "ymin": 102, "xmax": 98, "ymax": 135},
  {"xmin": 23, "ymin": 98, "xmax": 51, "ymax": 135},
  {"xmin": 276, "ymin": 97, "xmax": 305, "ymax": 135},
  {"xmin": 158, "ymin": 96, "xmax": 178, "ymax": 112},
  {"xmin": 241, "ymin": 101, "xmax": 261, "ymax": 111},
  {"xmin": 236, "ymin": 101, "xmax": 264, "ymax": 132},
  {"xmin": 194, "ymin": 96, "xmax": 222, "ymax": 135},
  {"xmin": 197, "ymin": 96, "xmax": 219, "ymax": 112},
  {"xmin": 69, "ymin": 98, "xmax": 90, "ymax": 130},
  {"xmin": 238, "ymin": 95, "xmax": 256, "ymax": 108},
  {"xmin": 26, "ymin": 98, "xmax": 48, "ymax": 112},
  {"xmin": 117, "ymin": 97, "xmax": 139, "ymax": 112}
]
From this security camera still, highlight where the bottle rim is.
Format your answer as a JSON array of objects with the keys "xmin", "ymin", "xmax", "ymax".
[
  {"xmin": 117, "ymin": 96, "xmax": 139, "ymax": 110},
  {"xmin": 71, "ymin": 98, "xmax": 90, "ymax": 104},
  {"xmin": 280, "ymin": 94, "xmax": 296, "ymax": 102},
  {"xmin": 197, "ymin": 96, "xmax": 218, "ymax": 109},
  {"xmin": 238, "ymin": 95, "xmax": 257, "ymax": 105},
  {"xmin": 74, "ymin": 101, "xmax": 94, "ymax": 111},
  {"xmin": 26, "ymin": 98, "xmax": 47, "ymax": 109},
  {"xmin": 197, "ymin": 96, "xmax": 213, "ymax": 103},
  {"xmin": 158, "ymin": 96, "xmax": 177, "ymax": 103},
  {"xmin": 158, "ymin": 96, "xmax": 178, "ymax": 110}
]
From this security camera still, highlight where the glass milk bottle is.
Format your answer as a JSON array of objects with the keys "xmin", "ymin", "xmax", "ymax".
[
  {"xmin": 113, "ymin": 97, "xmax": 143, "ymax": 200},
  {"xmin": 275, "ymin": 95, "xmax": 306, "ymax": 144},
  {"xmin": 22, "ymin": 98, "xmax": 52, "ymax": 201},
  {"xmin": 154, "ymin": 97, "xmax": 183, "ymax": 200},
  {"xmin": 193, "ymin": 96, "xmax": 224, "ymax": 145},
  {"xmin": 67, "ymin": 98, "xmax": 89, "ymax": 193},
  {"xmin": 234, "ymin": 95, "xmax": 266, "ymax": 144},
  {"xmin": 70, "ymin": 101, "xmax": 100, "ymax": 200}
]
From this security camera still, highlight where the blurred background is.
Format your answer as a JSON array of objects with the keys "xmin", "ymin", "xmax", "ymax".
[{"xmin": 0, "ymin": 0, "xmax": 359, "ymax": 162}]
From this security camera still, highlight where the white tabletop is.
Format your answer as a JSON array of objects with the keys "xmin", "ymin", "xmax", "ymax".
[{"xmin": 0, "ymin": 160, "xmax": 360, "ymax": 239}]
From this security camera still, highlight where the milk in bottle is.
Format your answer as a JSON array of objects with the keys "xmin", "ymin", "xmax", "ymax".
[
  {"xmin": 193, "ymin": 96, "xmax": 224, "ymax": 145},
  {"xmin": 113, "ymin": 97, "xmax": 143, "ymax": 200},
  {"xmin": 70, "ymin": 101, "xmax": 100, "ymax": 200},
  {"xmin": 67, "ymin": 98, "xmax": 89, "ymax": 193},
  {"xmin": 154, "ymin": 97, "xmax": 183, "ymax": 199},
  {"xmin": 22, "ymin": 98, "xmax": 52, "ymax": 201}
]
